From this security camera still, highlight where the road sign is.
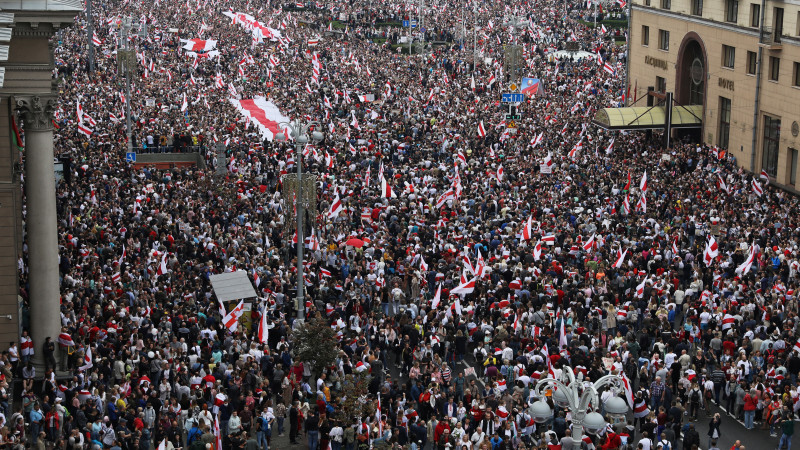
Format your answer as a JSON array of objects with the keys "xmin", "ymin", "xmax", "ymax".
[
  {"xmin": 501, "ymin": 92, "xmax": 524, "ymax": 103},
  {"xmin": 505, "ymin": 114, "xmax": 522, "ymax": 120},
  {"xmin": 125, "ymin": 152, "xmax": 136, "ymax": 163},
  {"xmin": 410, "ymin": 20, "xmax": 418, "ymax": 28},
  {"xmin": 403, "ymin": 20, "xmax": 409, "ymax": 27},
  {"xmin": 509, "ymin": 83, "xmax": 518, "ymax": 91}
]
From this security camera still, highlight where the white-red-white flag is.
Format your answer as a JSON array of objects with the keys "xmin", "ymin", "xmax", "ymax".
[
  {"xmin": 328, "ymin": 193, "xmax": 343, "ymax": 218},
  {"xmin": 752, "ymin": 178, "xmax": 764, "ymax": 196},
  {"xmin": 477, "ymin": 121, "xmax": 487, "ymax": 138},
  {"xmin": 450, "ymin": 277, "xmax": 476, "ymax": 295}
]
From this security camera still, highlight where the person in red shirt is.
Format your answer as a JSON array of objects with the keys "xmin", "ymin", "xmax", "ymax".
[
  {"xmin": 434, "ymin": 418, "xmax": 451, "ymax": 442},
  {"xmin": 743, "ymin": 389, "xmax": 758, "ymax": 429},
  {"xmin": 602, "ymin": 431, "xmax": 622, "ymax": 450}
]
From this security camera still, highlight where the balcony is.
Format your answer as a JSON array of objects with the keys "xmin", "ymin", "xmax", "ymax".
[{"xmin": 759, "ymin": 26, "xmax": 783, "ymax": 50}]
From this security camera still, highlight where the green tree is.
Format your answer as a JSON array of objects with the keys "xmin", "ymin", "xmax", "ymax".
[
  {"xmin": 336, "ymin": 372, "xmax": 373, "ymax": 424},
  {"xmin": 293, "ymin": 315, "xmax": 338, "ymax": 377}
]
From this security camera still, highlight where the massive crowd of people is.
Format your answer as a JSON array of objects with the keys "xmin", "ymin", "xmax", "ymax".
[{"xmin": 2, "ymin": 0, "xmax": 799, "ymax": 449}]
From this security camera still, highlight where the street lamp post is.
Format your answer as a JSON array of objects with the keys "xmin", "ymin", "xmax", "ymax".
[
  {"xmin": 530, "ymin": 366, "xmax": 629, "ymax": 449},
  {"xmin": 276, "ymin": 121, "xmax": 324, "ymax": 322}
]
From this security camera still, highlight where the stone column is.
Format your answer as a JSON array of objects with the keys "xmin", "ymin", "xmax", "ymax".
[{"xmin": 15, "ymin": 94, "xmax": 60, "ymax": 374}]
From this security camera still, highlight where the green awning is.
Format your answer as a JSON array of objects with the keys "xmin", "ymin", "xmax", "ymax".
[{"xmin": 592, "ymin": 104, "xmax": 703, "ymax": 130}]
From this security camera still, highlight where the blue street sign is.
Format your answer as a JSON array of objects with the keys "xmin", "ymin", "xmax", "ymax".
[
  {"xmin": 501, "ymin": 92, "xmax": 524, "ymax": 103},
  {"xmin": 411, "ymin": 20, "xmax": 418, "ymax": 28},
  {"xmin": 126, "ymin": 152, "xmax": 136, "ymax": 163},
  {"xmin": 402, "ymin": 20, "xmax": 409, "ymax": 27}
]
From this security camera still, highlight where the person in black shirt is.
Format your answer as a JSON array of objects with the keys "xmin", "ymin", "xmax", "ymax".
[
  {"xmin": 43, "ymin": 338, "xmax": 56, "ymax": 374},
  {"xmin": 289, "ymin": 401, "xmax": 300, "ymax": 444}
]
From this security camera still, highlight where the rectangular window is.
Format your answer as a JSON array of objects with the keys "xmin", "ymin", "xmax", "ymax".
[
  {"xmin": 774, "ymin": 7, "xmax": 784, "ymax": 37},
  {"xmin": 661, "ymin": 0, "xmax": 671, "ymax": 9},
  {"xmin": 722, "ymin": 45, "xmax": 736, "ymax": 68},
  {"xmin": 645, "ymin": 0, "xmax": 651, "ymax": 6},
  {"xmin": 656, "ymin": 76, "xmax": 666, "ymax": 93},
  {"xmin": 751, "ymin": 4, "xmax": 760, "ymax": 27},
  {"xmin": 659, "ymin": 29, "xmax": 670, "ymax": 51},
  {"xmin": 747, "ymin": 51, "xmax": 757, "ymax": 75},
  {"xmin": 725, "ymin": 0, "xmax": 738, "ymax": 22},
  {"xmin": 691, "ymin": 0, "xmax": 703, "ymax": 16},
  {"xmin": 794, "ymin": 61, "xmax": 800, "ymax": 86},
  {"xmin": 790, "ymin": 148, "xmax": 799, "ymax": 186},
  {"xmin": 762, "ymin": 116, "xmax": 781, "ymax": 178},
  {"xmin": 642, "ymin": 25, "xmax": 650, "ymax": 46},
  {"xmin": 770, "ymin": 56, "xmax": 780, "ymax": 81},
  {"xmin": 718, "ymin": 97, "xmax": 731, "ymax": 150},
  {"xmin": 797, "ymin": 12, "xmax": 800, "ymax": 36}
]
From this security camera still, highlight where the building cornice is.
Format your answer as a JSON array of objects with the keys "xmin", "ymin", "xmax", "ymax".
[{"xmin": 632, "ymin": 5, "xmax": 760, "ymax": 37}]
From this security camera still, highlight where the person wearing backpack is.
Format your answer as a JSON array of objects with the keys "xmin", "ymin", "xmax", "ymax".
[
  {"xmin": 186, "ymin": 419, "xmax": 203, "ymax": 447},
  {"xmin": 256, "ymin": 407, "xmax": 273, "ymax": 450},
  {"xmin": 688, "ymin": 383, "xmax": 703, "ymax": 421}
]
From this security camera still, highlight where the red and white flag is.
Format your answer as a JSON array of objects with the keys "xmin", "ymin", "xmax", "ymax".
[
  {"xmin": 522, "ymin": 216, "xmax": 533, "ymax": 240},
  {"xmin": 533, "ymin": 241, "xmax": 543, "ymax": 260},
  {"xmin": 380, "ymin": 175, "xmax": 396, "ymax": 198},
  {"xmin": 431, "ymin": 284, "xmax": 442, "ymax": 309},
  {"xmin": 180, "ymin": 38, "xmax": 218, "ymax": 52},
  {"xmin": 613, "ymin": 248, "xmax": 627, "ymax": 268},
  {"xmin": 703, "ymin": 236, "xmax": 719, "ymax": 266},
  {"xmin": 736, "ymin": 242, "xmax": 757, "ymax": 275},
  {"xmin": 157, "ymin": 253, "xmax": 169, "ymax": 275},
  {"xmin": 497, "ymin": 164, "xmax": 504, "ymax": 181},
  {"xmin": 258, "ymin": 304, "xmax": 269, "ymax": 344},
  {"xmin": 634, "ymin": 278, "xmax": 647, "ymax": 298},
  {"xmin": 477, "ymin": 121, "xmax": 487, "ymax": 138},
  {"xmin": 581, "ymin": 233, "xmax": 595, "ymax": 252},
  {"xmin": 58, "ymin": 333, "xmax": 75, "ymax": 347},
  {"xmin": 451, "ymin": 277, "xmax": 476, "ymax": 295},
  {"xmin": 229, "ymin": 97, "xmax": 291, "ymax": 141},
  {"xmin": 328, "ymin": 193, "xmax": 343, "ymax": 218},
  {"xmin": 621, "ymin": 372, "xmax": 634, "ymax": 407},
  {"xmin": 752, "ymin": 178, "xmax": 764, "ymax": 196},
  {"xmin": 639, "ymin": 170, "xmax": 648, "ymax": 192},
  {"xmin": 79, "ymin": 346, "xmax": 93, "ymax": 371},
  {"xmin": 214, "ymin": 417, "xmax": 222, "ymax": 450},
  {"xmin": 760, "ymin": 170, "xmax": 770, "ymax": 184},
  {"xmin": 222, "ymin": 300, "xmax": 245, "ymax": 331}
]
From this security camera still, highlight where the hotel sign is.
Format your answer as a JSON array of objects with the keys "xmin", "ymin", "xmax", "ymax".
[
  {"xmin": 644, "ymin": 55, "xmax": 668, "ymax": 70},
  {"xmin": 718, "ymin": 77, "xmax": 734, "ymax": 91}
]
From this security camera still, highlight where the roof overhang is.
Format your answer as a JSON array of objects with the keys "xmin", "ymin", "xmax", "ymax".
[
  {"xmin": 592, "ymin": 104, "xmax": 703, "ymax": 130},
  {"xmin": 209, "ymin": 271, "xmax": 258, "ymax": 302}
]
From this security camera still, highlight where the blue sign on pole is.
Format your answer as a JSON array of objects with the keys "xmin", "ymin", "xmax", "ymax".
[
  {"xmin": 501, "ymin": 93, "xmax": 524, "ymax": 103},
  {"xmin": 410, "ymin": 20, "xmax": 418, "ymax": 28},
  {"xmin": 402, "ymin": 20, "xmax": 409, "ymax": 27},
  {"xmin": 126, "ymin": 152, "xmax": 136, "ymax": 163}
]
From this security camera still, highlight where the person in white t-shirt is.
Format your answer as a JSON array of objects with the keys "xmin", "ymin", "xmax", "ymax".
[{"xmin": 638, "ymin": 431, "xmax": 653, "ymax": 450}]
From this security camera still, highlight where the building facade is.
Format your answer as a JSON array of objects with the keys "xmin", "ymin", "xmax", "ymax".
[
  {"xmin": 628, "ymin": 0, "xmax": 800, "ymax": 189},
  {"xmin": 0, "ymin": 0, "xmax": 80, "ymax": 361}
]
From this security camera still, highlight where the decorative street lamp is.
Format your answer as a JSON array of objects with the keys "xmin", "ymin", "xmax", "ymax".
[
  {"xmin": 530, "ymin": 366, "xmax": 629, "ymax": 449},
  {"xmin": 276, "ymin": 120, "xmax": 324, "ymax": 322}
]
